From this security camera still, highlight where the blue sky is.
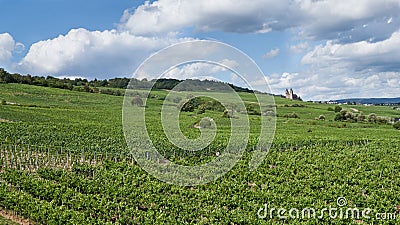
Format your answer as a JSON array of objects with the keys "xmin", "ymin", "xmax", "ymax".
[{"xmin": 1, "ymin": 0, "xmax": 400, "ymax": 100}]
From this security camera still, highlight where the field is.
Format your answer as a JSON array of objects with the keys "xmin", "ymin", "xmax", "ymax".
[{"xmin": 0, "ymin": 83, "xmax": 399, "ymax": 224}]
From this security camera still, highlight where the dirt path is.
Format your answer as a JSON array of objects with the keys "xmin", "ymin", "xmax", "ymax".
[{"xmin": 0, "ymin": 209, "xmax": 32, "ymax": 225}]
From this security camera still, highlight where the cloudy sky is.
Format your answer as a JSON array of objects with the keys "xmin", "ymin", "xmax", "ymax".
[{"xmin": 1, "ymin": 0, "xmax": 399, "ymax": 100}]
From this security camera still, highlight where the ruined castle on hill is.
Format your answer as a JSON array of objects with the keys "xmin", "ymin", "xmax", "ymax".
[{"xmin": 285, "ymin": 88, "xmax": 301, "ymax": 100}]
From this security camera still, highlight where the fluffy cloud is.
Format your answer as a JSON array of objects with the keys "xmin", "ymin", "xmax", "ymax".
[
  {"xmin": 289, "ymin": 42, "xmax": 309, "ymax": 54},
  {"xmin": 161, "ymin": 59, "xmax": 239, "ymax": 81},
  {"xmin": 118, "ymin": 0, "xmax": 291, "ymax": 36},
  {"xmin": 119, "ymin": 0, "xmax": 400, "ymax": 42},
  {"xmin": 302, "ymin": 30, "xmax": 400, "ymax": 72},
  {"xmin": 263, "ymin": 48, "xmax": 280, "ymax": 59},
  {"xmin": 267, "ymin": 70, "xmax": 400, "ymax": 100},
  {"xmin": 0, "ymin": 33, "xmax": 24, "ymax": 65},
  {"xmin": 295, "ymin": 0, "xmax": 400, "ymax": 42},
  {"xmin": 268, "ymin": 31, "xmax": 400, "ymax": 100},
  {"xmin": 17, "ymin": 28, "xmax": 190, "ymax": 78},
  {"xmin": 6, "ymin": 0, "xmax": 400, "ymax": 99}
]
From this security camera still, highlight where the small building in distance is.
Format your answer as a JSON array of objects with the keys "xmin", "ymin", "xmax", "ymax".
[{"xmin": 285, "ymin": 88, "xmax": 301, "ymax": 100}]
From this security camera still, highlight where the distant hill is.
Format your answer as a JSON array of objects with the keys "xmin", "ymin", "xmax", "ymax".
[
  {"xmin": 335, "ymin": 97, "xmax": 400, "ymax": 105},
  {"xmin": 0, "ymin": 67, "xmax": 280, "ymax": 95}
]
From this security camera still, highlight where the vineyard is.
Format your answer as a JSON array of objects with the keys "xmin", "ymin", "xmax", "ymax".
[{"xmin": 0, "ymin": 83, "xmax": 399, "ymax": 224}]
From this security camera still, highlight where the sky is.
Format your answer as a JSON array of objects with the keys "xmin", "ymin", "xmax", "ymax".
[{"xmin": 0, "ymin": 0, "xmax": 400, "ymax": 100}]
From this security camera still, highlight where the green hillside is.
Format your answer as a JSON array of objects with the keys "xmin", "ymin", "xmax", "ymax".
[{"xmin": 0, "ymin": 83, "xmax": 399, "ymax": 224}]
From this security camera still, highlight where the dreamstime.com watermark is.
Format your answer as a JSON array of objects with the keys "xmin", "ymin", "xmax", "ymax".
[{"xmin": 257, "ymin": 197, "xmax": 397, "ymax": 221}]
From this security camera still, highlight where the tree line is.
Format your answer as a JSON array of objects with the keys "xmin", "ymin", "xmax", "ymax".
[{"xmin": 0, "ymin": 68, "xmax": 254, "ymax": 95}]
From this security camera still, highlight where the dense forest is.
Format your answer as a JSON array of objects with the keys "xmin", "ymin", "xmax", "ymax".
[{"xmin": 0, "ymin": 68, "xmax": 255, "ymax": 95}]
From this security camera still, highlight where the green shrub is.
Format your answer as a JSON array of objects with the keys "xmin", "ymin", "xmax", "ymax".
[
  {"xmin": 283, "ymin": 112, "xmax": 299, "ymax": 119},
  {"xmin": 222, "ymin": 110, "xmax": 232, "ymax": 118},
  {"xmin": 246, "ymin": 103, "xmax": 261, "ymax": 115},
  {"xmin": 327, "ymin": 107, "xmax": 334, "ymax": 111},
  {"xmin": 197, "ymin": 104, "xmax": 206, "ymax": 114},
  {"xmin": 334, "ymin": 105, "xmax": 342, "ymax": 113},
  {"xmin": 394, "ymin": 121, "xmax": 400, "ymax": 130},
  {"xmin": 357, "ymin": 112, "xmax": 365, "ymax": 122},
  {"xmin": 368, "ymin": 113, "xmax": 377, "ymax": 123},
  {"xmin": 334, "ymin": 113, "xmax": 345, "ymax": 121},
  {"xmin": 318, "ymin": 115, "xmax": 326, "ymax": 120},
  {"xmin": 262, "ymin": 110, "xmax": 275, "ymax": 117},
  {"xmin": 376, "ymin": 116, "xmax": 390, "ymax": 124}
]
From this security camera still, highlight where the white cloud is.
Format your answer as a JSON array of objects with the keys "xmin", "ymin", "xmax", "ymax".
[
  {"xmin": 289, "ymin": 42, "xmax": 309, "ymax": 54},
  {"xmin": 302, "ymin": 30, "xmax": 400, "ymax": 72},
  {"xmin": 118, "ymin": 0, "xmax": 400, "ymax": 43},
  {"xmin": 267, "ymin": 70, "xmax": 400, "ymax": 101},
  {"xmin": 56, "ymin": 75, "xmax": 87, "ymax": 80},
  {"xmin": 4, "ymin": 0, "xmax": 400, "ymax": 100},
  {"xmin": 295, "ymin": 0, "xmax": 400, "ymax": 42},
  {"xmin": 162, "ymin": 59, "xmax": 239, "ymax": 81},
  {"xmin": 17, "ymin": 28, "xmax": 190, "ymax": 78},
  {"xmin": 263, "ymin": 48, "xmax": 280, "ymax": 59},
  {"xmin": 267, "ymin": 31, "xmax": 400, "ymax": 100},
  {"xmin": 117, "ymin": 0, "xmax": 400, "ymax": 100},
  {"xmin": 0, "ymin": 33, "xmax": 24, "ymax": 65},
  {"xmin": 118, "ymin": 0, "xmax": 293, "ymax": 36}
]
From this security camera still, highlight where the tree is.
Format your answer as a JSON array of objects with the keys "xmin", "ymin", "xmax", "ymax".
[
  {"xmin": 334, "ymin": 105, "xmax": 342, "ymax": 113},
  {"xmin": 179, "ymin": 97, "xmax": 199, "ymax": 112},
  {"xmin": 334, "ymin": 110, "xmax": 348, "ymax": 121}
]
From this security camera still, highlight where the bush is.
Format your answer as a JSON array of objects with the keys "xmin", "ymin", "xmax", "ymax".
[
  {"xmin": 357, "ymin": 112, "xmax": 365, "ymax": 122},
  {"xmin": 203, "ymin": 100, "xmax": 224, "ymax": 112},
  {"xmin": 197, "ymin": 104, "xmax": 206, "ymax": 114},
  {"xmin": 0, "ymin": 99, "xmax": 5, "ymax": 105},
  {"xmin": 283, "ymin": 112, "xmax": 299, "ymax": 119},
  {"xmin": 394, "ymin": 121, "xmax": 400, "ymax": 130},
  {"xmin": 131, "ymin": 95, "xmax": 143, "ymax": 106},
  {"xmin": 262, "ymin": 110, "xmax": 276, "ymax": 117},
  {"xmin": 72, "ymin": 86, "xmax": 85, "ymax": 92},
  {"xmin": 327, "ymin": 107, "xmax": 334, "ymax": 111},
  {"xmin": 334, "ymin": 105, "xmax": 342, "ymax": 113},
  {"xmin": 222, "ymin": 110, "xmax": 232, "ymax": 118},
  {"xmin": 246, "ymin": 103, "xmax": 261, "ymax": 115},
  {"xmin": 376, "ymin": 116, "xmax": 390, "ymax": 124},
  {"xmin": 334, "ymin": 113, "xmax": 345, "ymax": 121},
  {"xmin": 179, "ymin": 98, "xmax": 199, "ymax": 112},
  {"xmin": 318, "ymin": 115, "xmax": 326, "ymax": 120},
  {"xmin": 368, "ymin": 113, "xmax": 377, "ymax": 123},
  {"xmin": 344, "ymin": 111, "xmax": 354, "ymax": 120}
]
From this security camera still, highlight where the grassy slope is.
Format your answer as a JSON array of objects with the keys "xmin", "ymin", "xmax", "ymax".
[
  {"xmin": 0, "ymin": 83, "xmax": 399, "ymax": 224},
  {"xmin": 0, "ymin": 215, "xmax": 19, "ymax": 225}
]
